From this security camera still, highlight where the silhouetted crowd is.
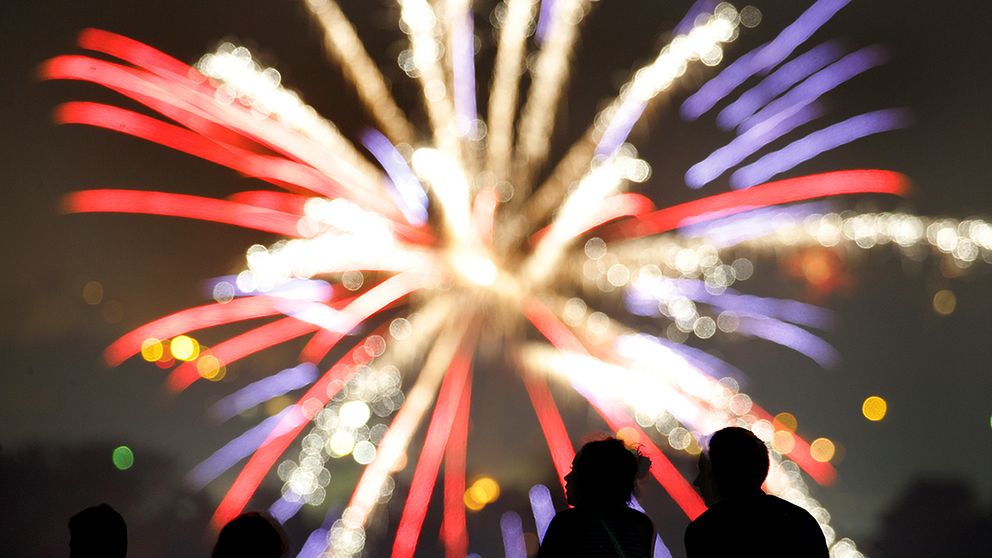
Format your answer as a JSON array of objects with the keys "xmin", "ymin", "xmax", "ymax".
[{"xmin": 68, "ymin": 427, "xmax": 828, "ymax": 557}]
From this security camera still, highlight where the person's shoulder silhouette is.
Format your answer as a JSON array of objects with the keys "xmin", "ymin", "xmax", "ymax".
[
  {"xmin": 684, "ymin": 427, "xmax": 828, "ymax": 558},
  {"xmin": 538, "ymin": 437, "xmax": 655, "ymax": 558},
  {"xmin": 68, "ymin": 503, "xmax": 127, "ymax": 558},
  {"xmin": 212, "ymin": 511, "xmax": 288, "ymax": 558}
]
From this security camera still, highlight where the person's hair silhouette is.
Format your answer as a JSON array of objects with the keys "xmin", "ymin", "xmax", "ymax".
[
  {"xmin": 539, "ymin": 437, "xmax": 655, "ymax": 557},
  {"xmin": 212, "ymin": 512, "xmax": 287, "ymax": 558},
  {"xmin": 68, "ymin": 503, "xmax": 127, "ymax": 558},
  {"xmin": 685, "ymin": 427, "xmax": 828, "ymax": 558}
]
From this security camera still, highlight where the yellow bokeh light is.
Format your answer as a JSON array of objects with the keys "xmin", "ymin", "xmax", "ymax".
[
  {"xmin": 196, "ymin": 354, "xmax": 226, "ymax": 381},
  {"xmin": 472, "ymin": 477, "xmax": 501, "ymax": 504},
  {"xmin": 773, "ymin": 412, "xmax": 797, "ymax": 432},
  {"xmin": 140, "ymin": 338, "xmax": 164, "ymax": 362},
  {"xmin": 82, "ymin": 280, "xmax": 104, "ymax": 305},
  {"xmin": 463, "ymin": 477, "xmax": 500, "ymax": 510},
  {"xmin": 685, "ymin": 437, "xmax": 702, "ymax": 456},
  {"xmin": 170, "ymin": 335, "xmax": 200, "ymax": 361},
  {"xmin": 932, "ymin": 289, "xmax": 956, "ymax": 315},
  {"xmin": 809, "ymin": 438, "xmax": 836, "ymax": 463},
  {"xmin": 862, "ymin": 395, "xmax": 888, "ymax": 421},
  {"xmin": 616, "ymin": 426, "xmax": 640, "ymax": 446},
  {"xmin": 772, "ymin": 430, "xmax": 796, "ymax": 454},
  {"xmin": 463, "ymin": 490, "xmax": 485, "ymax": 511}
]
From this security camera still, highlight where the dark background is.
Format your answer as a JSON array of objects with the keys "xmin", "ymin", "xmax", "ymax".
[{"xmin": 2, "ymin": 0, "xmax": 991, "ymax": 556}]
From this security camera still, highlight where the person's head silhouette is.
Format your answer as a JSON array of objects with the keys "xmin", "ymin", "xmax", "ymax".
[
  {"xmin": 68, "ymin": 503, "xmax": 127, "ymax": 558},
  {"xmin": 564, "ymin": 437, "xmax": 650, "ymax": 508},
  {"xmin": 212, "ymin": 512, "xmax": 287, "ymax": 558},
  {"xmin": 695, "ymin": 426, "xmax": 768, "ymax": 504}
]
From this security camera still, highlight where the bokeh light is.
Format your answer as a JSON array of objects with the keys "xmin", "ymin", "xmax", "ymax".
[
  {"xmin": 464, "ymin": 477, "xmax": 501, "ymax": 511},
  {"xmin": 932, "ymin": 289, "xmax": 957, "ymax": 315},
  {"xmin": 196, "ymin": 354, "xmax": 226, "ymax": 381},
  {"xmin": 82, "ymin": 280, "xmax": 104, "ymax": 305},
  {"xmin": 772, "ymin": 430, "xmax": 796, "ymax": 454},
  {"xmin": 169, "ymin": 335, "xmax": 200, "ymax": 361},
  {"xmin": 862, "ymin": 396, "xmax": 888, "ymax": 422},
  {"xmin": 809, "ymin": 437, "xmax": 836, "ymax": 463},
  {"xmin": 112, "ymin": 446, "xmax": 134, "ymax": 470},
  {"xmin": 140, "ymin": 337, "xmax": 164, "ymax": 362},
  {"xmin": 773, "ymin": 411, "xmax": 798, "ymax": 432}
]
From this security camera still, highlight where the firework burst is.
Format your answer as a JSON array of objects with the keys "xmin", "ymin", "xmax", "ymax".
[{"xmin": 42, "ymin": 1, "xmax": 992, "ymax": 556}]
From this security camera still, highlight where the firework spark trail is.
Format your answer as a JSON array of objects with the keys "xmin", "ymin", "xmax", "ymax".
[
  {"xmin": 686, "ymin": 102, "xmax": 825, "ymax": 188},
  {"xmin": 513, "ymin": 0, "xmax": 591, "ymax": 193},
  {"xmin": 525, "ymin": 7, "xmax": 742, "ymax": 229},
  {"xmin": 305, "ymin": 0, "xmax": 416, "ymax": 145},
  {"xmin": 716, "ymin": 40, "xmax": 844, "ymax": 130},
  {"xmin": 390, "ymin": 341, "xmax": 473, "ymax": 558},
  {"xmin": 523, "ymin": 374, "xmax": 576, "ymax": 488},
  {"xmin": 340, "ymin": 322, "xmax": 472, "ymax": 544},
  {"xmin": 46, "ymin": 54, "xmax": 402, "ymax": 216},
  {"xmin": 485, "ymin": 0, "xmax": 539, "ymax": 180},
  {"xmin": 441, "ymin": 366, "xmax": 472, "ymax": 558},
  {"xmin": 681, "ymin": 0, "xmax": 852, "ymax": 120},
  {"xmin": 731, "ymin": 108, "xmax": 911, "ymax": 188},
  {"xmin": 400, "ymin": 0, "xmax": 459, "ymax": 157},
  {"xmin": 608, "ymin": 169, "xmax": 910, "ymax": 239},
  {"xmin": 738, "ymin": 45, "xmax": 888, "ymax": 135},
  {"xmin": 528, "ymin": 484, "xmax": 555, "ymax": 542},
  {"xmin": 194, "ymin": 47, "xmax": 387, "ymax": 184},
  {"xmin": 521, "ymin": 301, "xmax": 708, "ymax": 517},
  {"xmin": 52, "ymin": 33, "xmax": 406, "ymax": 213},
  {"xmin": 210, "ymin": 364, "xmax": 320, "ymax": 422},
  {"xmin": 446, "ymin": 0, "xmax": 479, "ymax": 146}
]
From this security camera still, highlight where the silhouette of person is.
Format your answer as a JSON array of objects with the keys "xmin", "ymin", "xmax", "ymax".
[
  {"xmin": 68, "ymin": 503, "xmax": 127, "ymax": 558},
  {"xmin": 539, "ymin": 437, "xmax": 655, "ymax": 558},
  {"xmin": 212, "ymin": 512, "xmax": 288, "ymax": 558},
  {"xmin": 684, "ymin": 427, "xmax": 828, "ymax": 558}
]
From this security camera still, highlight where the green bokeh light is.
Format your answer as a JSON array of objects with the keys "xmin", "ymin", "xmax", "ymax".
[{"xmin": 112, "ymin": 446, "xmax": 134, "ymax": 470}]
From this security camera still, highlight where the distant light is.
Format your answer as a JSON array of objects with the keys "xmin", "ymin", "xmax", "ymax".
[
  {"xmin": 140, "ymin": 338, "xmax": 164, "ymax": 362},
  {"xmin": 329, "ymin": 431, "xmax": 356, "ymax": 456},
  {"xmin": 773, "ymin": 411, "xmax": 798, "ymax": 432},
  {"xmin": 353, "ymin": 441, "xmax": 377, "ymax": 465},
  {"xmin": 112, "ymin": 446, "xmax": 134, "ymax": 470},
  {"xmin": 170, "ymin": 335, "xmax": 200, "ymax": 361},
  {"xmin": 862, "ymin": 396, "xmax": 888, "ymax": 422},
  {"xmin": 196, "ymin": 354, "xmax": 226, "ymax": 381},
  {"xmin": 464, "ymin": 476, "xmax": 501, "ymax": 511},
  {"xmin": 339, "ymin": 401, "xmax": 372, "ymax": 428},
  {"xmin": 932, "ymin": 289, "xmax": 956, "ymax": 315},
  {"xmin": 772, "ymin": 430, "xmax": 796, "ymax": 454},
  {"xmin": 463, "ymin": 490, "xmax": 485, "ymax": 511},
  {"xmin": 809, "ymin": 437, "xmax": 835, "ymax": 462},
  {"xmin": 739, "ymin": 5, "xmax": 762, "ymax": 28},
  {"xmin": 82, "ymin": 280, "xmax": 104, "ymax": 305}
]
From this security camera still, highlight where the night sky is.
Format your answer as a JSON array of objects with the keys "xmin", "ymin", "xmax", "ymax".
[{"xmin": 3, "ymin": 0, "xmax": 992, "ymax": 556}]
